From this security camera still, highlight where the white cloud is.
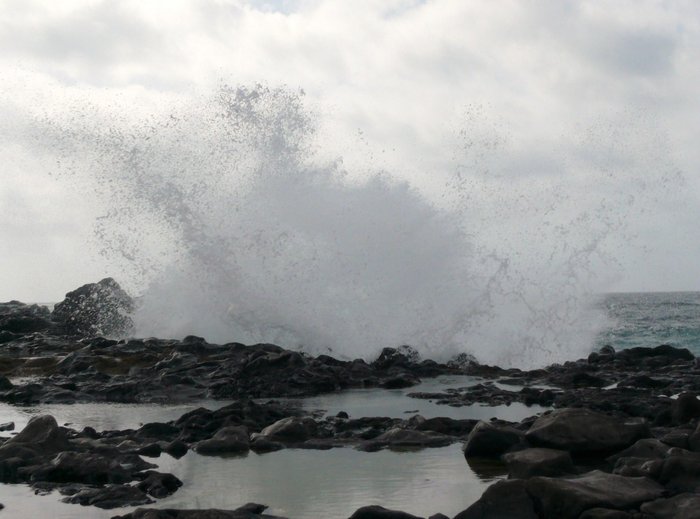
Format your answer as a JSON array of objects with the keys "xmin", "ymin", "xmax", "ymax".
[{"xmin": 1, "ymin": 0, "xmax": 699, "ymax": 302}]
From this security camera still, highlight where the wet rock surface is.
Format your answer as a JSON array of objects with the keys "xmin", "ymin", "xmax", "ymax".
[{"xmin": 3, "ymin": 283, "xmax": 700, "ymax": 517}]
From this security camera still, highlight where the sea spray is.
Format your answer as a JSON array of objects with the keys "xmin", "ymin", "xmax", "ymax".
[{"xmin": 30, "ymin": 84, "xmax": 680, "ymax": 367}]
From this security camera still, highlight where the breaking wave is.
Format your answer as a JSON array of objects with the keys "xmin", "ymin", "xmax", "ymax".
[{"xmin": 35, "ymin": 84, "xmax": 681, "ymax": 367}]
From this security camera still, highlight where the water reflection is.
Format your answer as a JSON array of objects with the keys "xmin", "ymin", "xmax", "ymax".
[
  {"xmin": 0, "ymin": 376, "xmax": 542, "ymax": 518},
  {"xmin": 279, "ymin": 375, "xmax": 547, "ymax": 422},
  {"xmin": 154, "ymin": 444, "xmax": 496, "ymax": 518}
]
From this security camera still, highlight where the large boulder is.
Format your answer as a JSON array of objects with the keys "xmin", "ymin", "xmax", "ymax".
[
  {"xmin": 195, "ymin": 426, "xmax": 250, "ymax": 456},
  {"xmin": 52, "ymin": 278, "xmax": 134, "ymax": 337},
  {"xmin": 453, "ymin": 479, "xmax": 538, "ymax": 519},
  {"xmin": 525, "ymin": 408, "xmax": 649, "ymax": 454},
  {"xmin": 463, "ymin": 421, "xmax": 524, "ymax": 458},
  {"xmin": 5, "ymin": 415, "xmax": 69, "ymax": 454},
  {"xmin": 0, "ymin": 301, "xmax": 53, "ymax": 334},
  {"xmin": 525, "ymin": 470, "xmax": 664, "ymax": 519},
  {"xmin": 657, "ymin": 453, "xmax": 700, "ymax": 493},
  {"xmin": 640, "ymin": 493, "xmax": 700, "ymax": 519},
  {"xmin": 258, "ymin": 417, "xmax": 317, "ymax": 443},
  {"xmin": 348, "ymin": 505, "xmax": 424, "ymax": 519},
  {"xmin": 502, "ymin": 448, "xmax": 575, "ymax": 479}
]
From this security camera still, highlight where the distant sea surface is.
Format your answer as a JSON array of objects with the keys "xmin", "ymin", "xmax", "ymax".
[{"xmin": 596, "ymin": 292, "xmax": 700, "ymax": 356}]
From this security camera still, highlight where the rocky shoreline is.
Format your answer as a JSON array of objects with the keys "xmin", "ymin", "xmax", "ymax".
[{"xmin": 1, "ymin": 279, "xmax": 700, "ymax": 518}]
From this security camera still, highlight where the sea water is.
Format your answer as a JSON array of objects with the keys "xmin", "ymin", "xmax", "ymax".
[{"xmin": 596, "ymin": 292, "xmax": 700, "ymax": 355}]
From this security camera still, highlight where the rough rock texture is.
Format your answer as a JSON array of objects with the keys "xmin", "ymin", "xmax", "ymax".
[
  {"xmin": 194, "ymin": 426, "xmax": 250, "ymax": 455},
  {"xmin": 453, "ymin": 480, "xmax": 538, "ymax": 519},
  {"xmin": 463, "ymin": 421, "xmax": 524, "ymax": 458},
  {"xmin": 525, "ymin": 470, "xmax": 665, "ymax": 519},
  {"xmin": 640, "ymin": 493, "xmax": 700, "ymax": 519},
  {"xmin": 502, "ymin": 448, "xmax": 575, "ymax": 479},
  {"xmin": 52, "ymin": 277, "xmax": 134, "ymax": 337},
  {"xmin": 525, "ymin": 408, "xmax": 650, "ymax": 454}
]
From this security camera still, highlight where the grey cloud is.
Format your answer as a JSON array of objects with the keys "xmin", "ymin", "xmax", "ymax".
[{"xmin": 584, "ymin": 29, "xmax": 677, "ymax": 77}]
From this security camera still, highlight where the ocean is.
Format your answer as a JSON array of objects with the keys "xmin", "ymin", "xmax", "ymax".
[{"xmin": 596, "ymin": 291, "xmax": 700, "ymax": 356}]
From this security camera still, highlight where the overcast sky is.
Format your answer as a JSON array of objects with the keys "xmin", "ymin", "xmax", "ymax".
[{"xmin": 1, "ymin": 0, "xmax": 699, "ymax": 302}]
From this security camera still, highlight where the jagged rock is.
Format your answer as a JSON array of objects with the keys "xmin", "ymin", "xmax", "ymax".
[
  {"xmin": 135, "ymin": 470, "xmax": 183, "ymax": 498},
  {"xmin": 52, "ymin": 278, "xmax": 134, "ymax": 337},
  {"xmin": 525, "ymin": 408, "xmax": 649, "ymax": 454},
  {"xmin": 24, "ymin": 450, "xmax": 152, "ymax": 484},
  {"xmin": 0, "ymin": 301, "xmax": 53, "ymax": 334},
  {"xmin": 502, "ymin": 448, "xmax": 575, "ymax": 479},
  {"xmin": 612, "ymin": 456, "xmax": 663, "ymax": 478},
  {"xmin": 607, "ymin": 438, "xmax": 671, "ymax": 462},
  {"xmin": 372, "ymin": 346, "xmax": 419, "ymax": 370}
]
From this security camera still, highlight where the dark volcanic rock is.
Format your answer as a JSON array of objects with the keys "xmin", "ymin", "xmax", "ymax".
[
  {"xmin": 463, "ymin": 421, "xmax": 524, "ymax": 458},
  {"xmin": 657, "ymin": 453, "xmax": 700, "ymax": 493},
  {"xmin": 195, "ymin": 426, "xmax": 250, "ymax": 455},
  {"xmin": 63, "ymin": 484, "xmax": 154, "ymax": 509},
  {"xmin": 578, "ymin": 509, "xmax": 633, "ymax": 519},
  {"xmin": 525, "ymin": 408, "xmax": 649, "ymax": 454},
  {"xmin": 258, "ymin": 417, "xmax": 316, "ymax": 443},
  {"xmin": 0, "ymin": 301, "xmax": 53, "ymax": 334},
  {"xmin": 25, "ymin": 451, "xmax": 134, "ymax": 484},
  {"xmin": 453, "ymin": 479, "xmax": 538, "ymax": 519},
  {"xmin": 52, "ymin": 277, "xmax": 134, "ymax": 337},
  {"xmin": 502, "ymin": 448, "xmax": 575, "ymax": 479},
  {"xmin": 4, "ymin": 414, "xmax": 69, "ymax": 454},
  {"xmin": 672, "ymin": 392, "xmax": 700, "ymax": 424},
  {"xmin": 640, "ymin": 493, "xmax": 700, "ymax": 519},
  {"xmin": 348, "ymin": 505, "xmax": 424, "ymax": 519},
  {"xmin": 525, "ymin": 470, "xmax": 664, "ymax": 519},
  {"xmin": 112, "ymin": 502, "xmax": 288, "ymax": 518},
  {"xmin": 135, "ymin": 471, "xmax": 183, "ymax": 498}
]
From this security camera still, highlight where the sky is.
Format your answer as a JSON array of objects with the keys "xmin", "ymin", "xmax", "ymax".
[{"xmin": 1, "ymin": 0, "xmax": 699, "ymax": 302}]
